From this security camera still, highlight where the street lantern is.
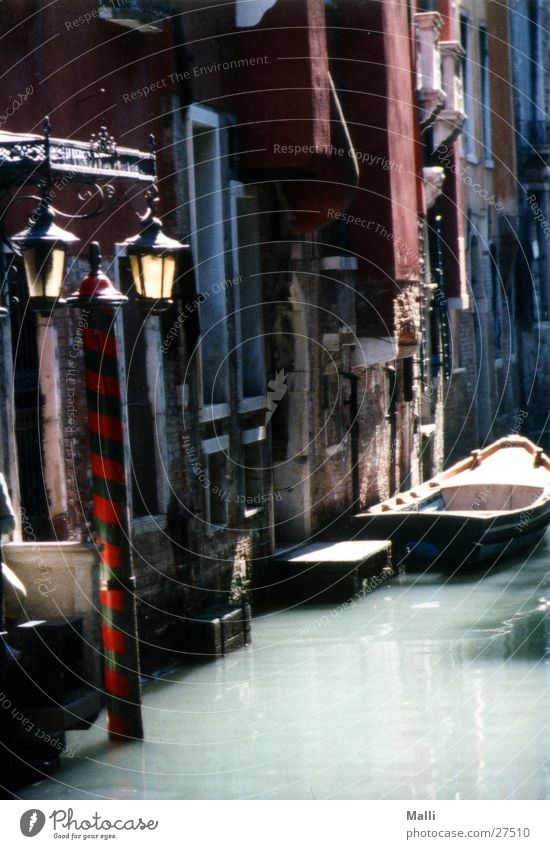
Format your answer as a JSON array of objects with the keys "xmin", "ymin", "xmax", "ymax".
[
  {"xmin": 12, "ymin": 200, "xmax": 79, "ymax": 312},
  {"xmin": 123, "ymin": 197, "xmax": 186, "ymax": 313}
]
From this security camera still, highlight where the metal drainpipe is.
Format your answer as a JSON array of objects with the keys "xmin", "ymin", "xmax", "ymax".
[
  {"xmin": 340, "ymin": 371, "xmax": 360, "ymax": 507},
  {"xmin": 386, "ymin": 365, "xmax": 398, "ymax": 495}
]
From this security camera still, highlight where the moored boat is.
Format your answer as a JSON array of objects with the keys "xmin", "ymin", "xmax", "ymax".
[{"xmin": 352, "ymin": 436, "xmax": 550, "ymax": 569}]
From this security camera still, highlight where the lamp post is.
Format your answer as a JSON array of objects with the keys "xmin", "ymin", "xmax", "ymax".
[{"xmin": 12, "ymin": 199, "xmax": 80, "ymax": 537}]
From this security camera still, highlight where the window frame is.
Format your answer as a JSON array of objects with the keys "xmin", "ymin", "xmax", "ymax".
[
  {"xmin": 479, "ymin": 24, "xmax": 493, "ymax": 166},
  {"xmin": 186, "ymin": 104, "xmax": 230, "ymax": 411},
  {"xmin": 229, "ymin": 180, "xmax": 266, "ymax": 407},
  {"xmin": 460, "ymin": 13, "xmax": 477, "ymax": 162},
  {"xmin": 241, "ymin": 426, "xmax": 267, "ymax": 518},
  {"xmin": 201, "ymin": 434, "xmax": 230, "ymax": 530}
]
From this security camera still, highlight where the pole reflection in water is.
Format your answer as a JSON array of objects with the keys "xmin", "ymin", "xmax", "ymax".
[{"xmin": 19, "ymin": 535, "xmax": 550, "ymax": 800}]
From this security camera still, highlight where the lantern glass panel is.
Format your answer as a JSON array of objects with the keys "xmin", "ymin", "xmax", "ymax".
[
  {"xmin": 130, "ymin": 252, "xmax": 177, "ymax": 301},
  {"xmin": 161, "ymin": 256, "xmax": 176, "ymax": 299},
  {"xmin": 23, "ymin": 245, "xmax": 66, "ymax": 299},
  {"xmin": 129, "ymin": 254, "xmax": 144, "ymax": 297},
  {"xmin": 141, "ymin": 254, "xmax": 164, "ymax": 300}
]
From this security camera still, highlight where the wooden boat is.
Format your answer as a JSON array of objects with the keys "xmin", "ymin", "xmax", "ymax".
[{"xmin": 352, "ymin": 436, "xmax": 550, "ymax": 569}]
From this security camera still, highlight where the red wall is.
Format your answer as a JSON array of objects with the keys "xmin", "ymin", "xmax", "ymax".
[
  {"xmin": 1, "ymin": 0, "xmax": 357, "ymax": 241},
  {"xmin": 437, "ymin": 0, "xmax": 457, "ymax": 41},
  {"xmin": 383, "ymin": 0, "xmax": 421, "ymax": 282},
  {"xmin": 226, "ymin": 0, "xmax": 357, "ymax": 232},
  {"xmin": 0, "ymin": 0, "xmax": 421, "ymax": 264},
  {"xmin": 0, "ymin": 1, "xmax": 177, "ymax": 254},
  {"xmin": 326, "ymin": 0, "xmax": 422, "ymax": 333}
]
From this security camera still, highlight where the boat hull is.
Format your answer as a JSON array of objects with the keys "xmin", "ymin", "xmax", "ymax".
[
  {"xmin": 353, "ymin": 437, "xmax": 550, "ymax": 571},
  {"xmin": 353, "ymin": 501, "xmax": 550, "ymax": 569}
]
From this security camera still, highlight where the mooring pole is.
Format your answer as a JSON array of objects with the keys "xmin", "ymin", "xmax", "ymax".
[{"xmin": 68, "ymin": 244, "xmax": 143, "ymax": 741}]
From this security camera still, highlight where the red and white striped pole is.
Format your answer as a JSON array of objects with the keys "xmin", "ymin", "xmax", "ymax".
[{"xmin": 68, "ymin": 243, "xmax": 143, "ymax": 741}]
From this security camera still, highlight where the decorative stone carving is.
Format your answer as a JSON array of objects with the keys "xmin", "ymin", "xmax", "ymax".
[
  {"xmin": 415, "ymin": 12, "xmax": 446, "ymax": 129},
  {"xmin": 423, "ymin": 166, "xmax": 446, "ymax": 208}
]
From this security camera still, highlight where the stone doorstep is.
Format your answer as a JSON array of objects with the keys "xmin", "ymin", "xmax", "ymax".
[
  {"xmin": 273, "ymin": 540, "xmax": 392, "ymax": 578},
  {"xmin": 3, "ymin": 542, "xmax": 101, "ymax": 689},
  {"xmin": 184, "ymin": 604, "xmax": 252, "ymax": 660}
]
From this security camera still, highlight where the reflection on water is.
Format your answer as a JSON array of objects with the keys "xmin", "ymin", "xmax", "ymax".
[{"xmin": 20, "ymin": 535, "xmax": 550, "ymax": 800}]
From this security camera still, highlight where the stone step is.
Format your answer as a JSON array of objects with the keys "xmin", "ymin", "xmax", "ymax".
[
  {"xmin": 269, "ymin": 540, "xmax": 393, "ymax": 602},
  {"xmin": 184, "ymin": 603, "xmax": 252, "ymax": 660},
  {"xmin": 273, "ymin": 540, "xmax": 392, "ymax": 578}
]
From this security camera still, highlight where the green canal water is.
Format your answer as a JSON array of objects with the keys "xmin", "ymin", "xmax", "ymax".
[{"xmin": 19, "ymin": 535, "xmax": 550, "ymax": 800}]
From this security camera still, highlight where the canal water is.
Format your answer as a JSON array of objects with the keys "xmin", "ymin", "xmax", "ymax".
[{"xmin": 19, "ymin": 535, "xmax": 550, "ymax": 800}]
